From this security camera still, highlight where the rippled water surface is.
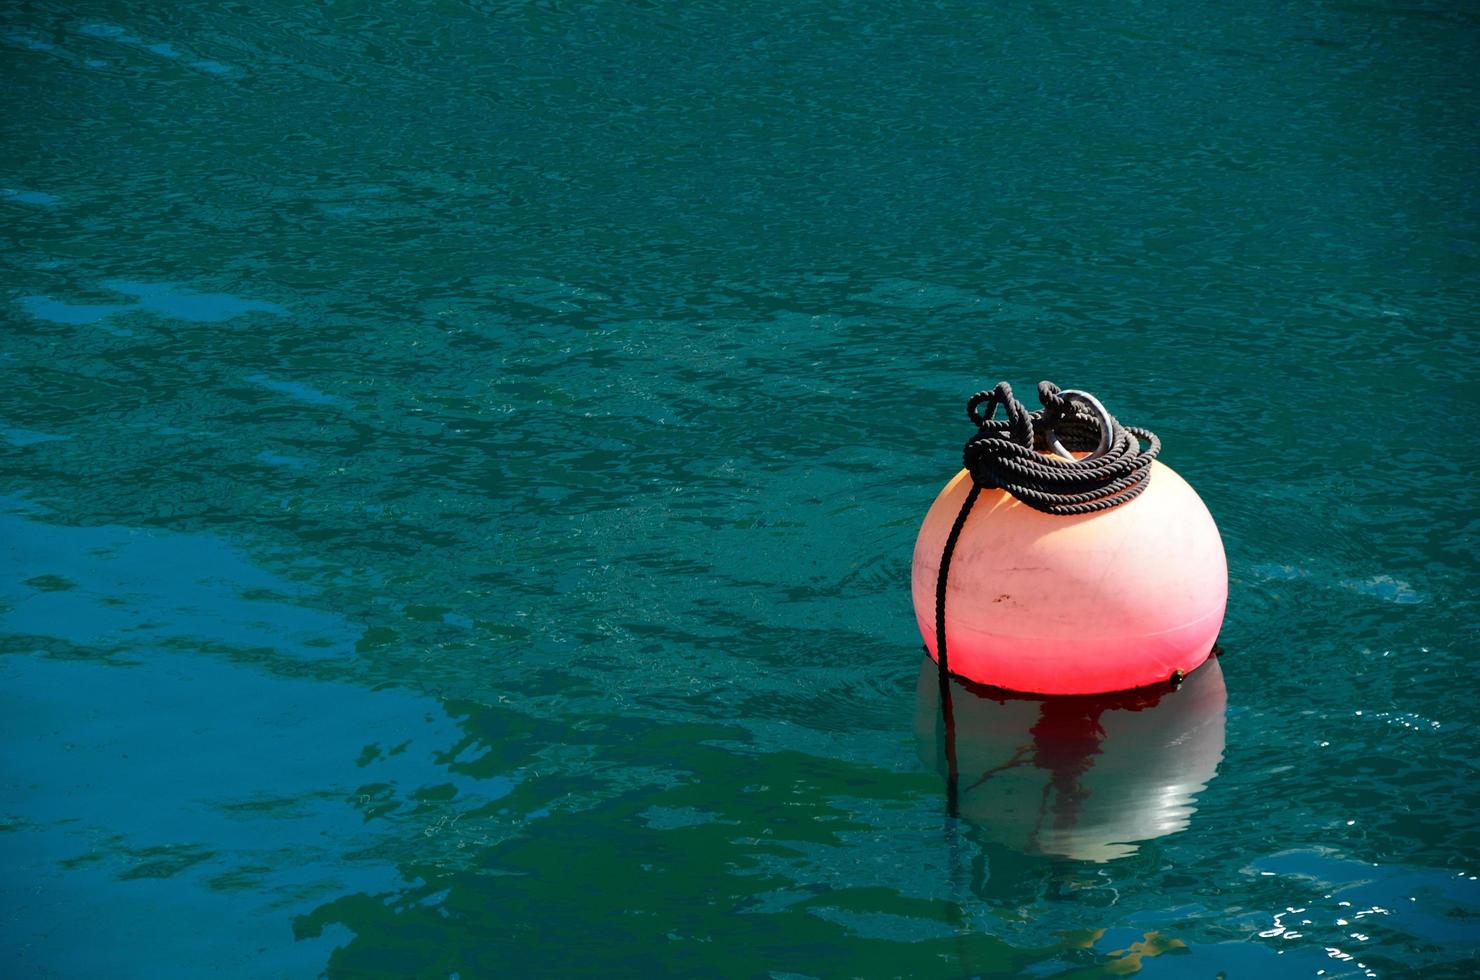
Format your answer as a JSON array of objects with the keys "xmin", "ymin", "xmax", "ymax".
[{"xmin": 3, "ymin": 1, "xmax": 1478, "ymax": 977}]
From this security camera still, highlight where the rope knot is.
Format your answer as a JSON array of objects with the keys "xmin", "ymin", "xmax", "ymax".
[
  {"xmin": 966, "ymin": 382, "xmax": 1034, "ymax": 446},
  {"xmin": 1036, "ymin": 380, "xmax": 1068, "ymax": 419}
]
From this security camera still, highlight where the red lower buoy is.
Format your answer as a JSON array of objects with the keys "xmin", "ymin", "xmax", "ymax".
[{"xmin": 912, "ymin": 382, "xmax": 1227, "ymax": 695}]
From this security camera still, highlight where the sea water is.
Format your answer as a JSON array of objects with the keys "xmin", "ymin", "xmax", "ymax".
[{"xmin": 2, "ymin": 1, "xmax": 1477, "ymax": 976}]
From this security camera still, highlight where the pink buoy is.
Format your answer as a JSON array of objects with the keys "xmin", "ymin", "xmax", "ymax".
[{"xmin": 912, "ymin": 457, "xmax": 1227, "ymax": 696}]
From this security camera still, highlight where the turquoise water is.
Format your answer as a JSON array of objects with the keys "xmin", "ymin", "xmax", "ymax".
[{"xmin": 3, "ymin": 1, "xmax": 1478, "ymax": 976}]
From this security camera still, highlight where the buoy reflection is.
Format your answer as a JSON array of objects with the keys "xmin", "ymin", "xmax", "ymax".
[{"xmin": 916, "ymin": 654, "xmax": 1226, "ymax": 862}]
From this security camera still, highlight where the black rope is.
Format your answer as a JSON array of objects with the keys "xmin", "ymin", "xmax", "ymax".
[
  {"xmin": 962, "ymin": 381, "xmax": 1160, "ymax": 516},
  {"xmin": 934, "ymin": 381, "xmax": 1159, "ymax": 814},
  {"xmin": 935, "ymin": 483, "xmax": 979, "ymax": 818}
]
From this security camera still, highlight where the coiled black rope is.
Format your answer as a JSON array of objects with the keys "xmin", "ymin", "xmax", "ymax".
[
  {"xmin": 962, "ymin": 381, "xmax": 1160, "ymax": 516},
  {"xmin": 934, "ymin": 381, "xmax": 1159, "ymax": 816}
]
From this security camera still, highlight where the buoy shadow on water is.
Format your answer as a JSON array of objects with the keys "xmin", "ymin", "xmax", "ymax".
[{"xmin": 915, "ymin": 654, "xmax": 1227, "ymax": 863}]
